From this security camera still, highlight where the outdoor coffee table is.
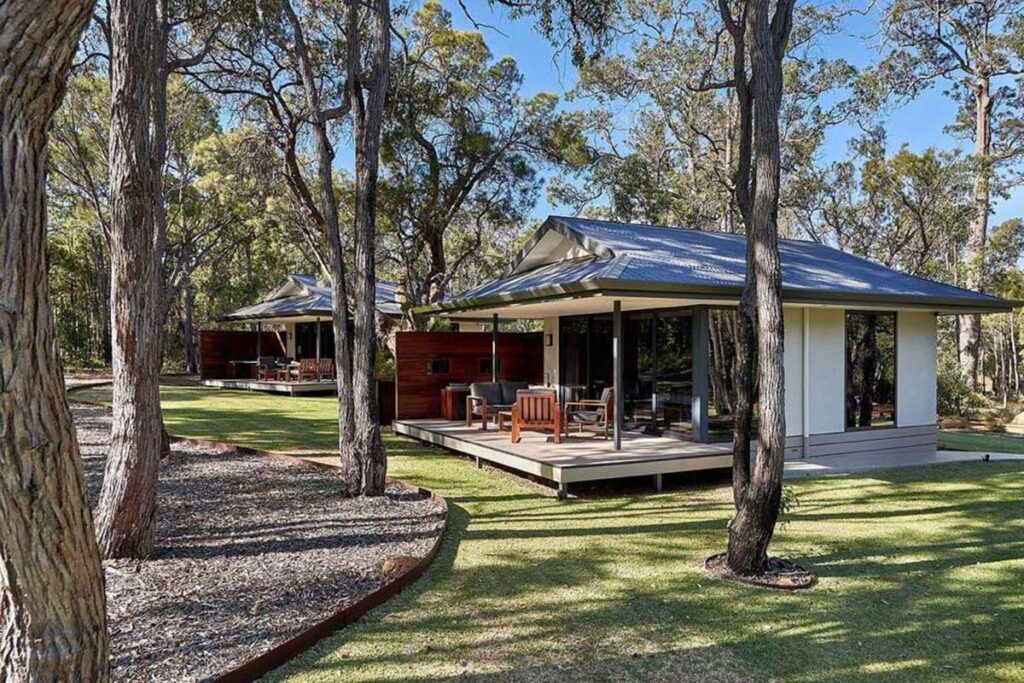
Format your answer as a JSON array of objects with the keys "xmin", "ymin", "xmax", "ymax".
[{"xmin": 497, "ymin": 410, "xmax": 513, "ymax": 432}]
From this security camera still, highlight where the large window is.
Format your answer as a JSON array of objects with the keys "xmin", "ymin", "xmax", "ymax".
[
  {"xmin": 845, "ymin": 312, "xmax": 896, "ymax": 429},
  {"xmin": 707, "ymin": 309, "xmax": 757, "ymax": 441},
  {"xmin": 295, "ymin": 320, "xmax": 335, "ymax": 360},
  {"xmin": 560, "ymin": 309, "xmax": 694, "ymax": 437}
]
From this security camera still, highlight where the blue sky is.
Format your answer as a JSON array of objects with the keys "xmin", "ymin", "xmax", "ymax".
[{"xmin": 435, "ymin": 0, "xmax": 1023, "ymax": 226}]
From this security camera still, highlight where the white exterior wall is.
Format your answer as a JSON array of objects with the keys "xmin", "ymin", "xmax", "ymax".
[
  {"xmin": 805, "ymin": 308, "xmax": 847, "ymax": 435},
  {"xmin": 542, "ymin": 317, "xmax": 559, "ymax": 388},
  {"xmin": 897, "ymin": 311, "xmax": 938, "ymax": 427},
  {"xmin": 782, "ymin": 308, "xmax": 804, "ymax": 437}
]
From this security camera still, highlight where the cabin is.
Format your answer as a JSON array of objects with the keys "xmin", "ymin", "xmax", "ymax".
[{"xmin": 389, "ymin": 216, "xmax": 1013, "ymax": 495}]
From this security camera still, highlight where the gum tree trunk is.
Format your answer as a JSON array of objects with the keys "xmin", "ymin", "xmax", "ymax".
[
  {"xmin": 277, "ymin": 0, "xmax": 360, "ymax": 493},
  {"xmin": 726, "ymin": 0, "xmax": 793, "ymax": 576},
  {"xmin": 346, "ymin": 0, "xmax": 391, "ymax": 494},
  {"xmin": 0, "ymin": 0, "xmax": 110, "ymax": 677},
  {"xmin": 95, "ymin": 0, "xmax": 166, "ymax": 558},
  {"xmin": 959, "ymin": 75, "xmax": 991, "ymax": 390}
]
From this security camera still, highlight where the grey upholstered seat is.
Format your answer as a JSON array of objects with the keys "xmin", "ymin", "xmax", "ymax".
[{"xmin": 468, "ymin": 380, "xmax": 530, "ymax": 417}]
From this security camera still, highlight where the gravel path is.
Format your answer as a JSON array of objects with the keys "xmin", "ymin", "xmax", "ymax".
[{"xmin": 73, "ymin": 403, "xmax": 446, "ymax": 682}]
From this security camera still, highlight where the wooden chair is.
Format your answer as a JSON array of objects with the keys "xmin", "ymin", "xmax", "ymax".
[
  {"xmin": 511, "ymin": 390, "xmax": 561, "ymax": 444},
  {"xmin": 296, "ymin": 358, "xmax": 319, "ymax": 381},
  {"xmin": 564, "ymin": 387, "xmax": 614, "ymax": 439},
  {"xmin": 318, "ymin": 358, "xmax": 335, "ymax": 380},
  {"xmin": 257, "ymin": 356, "xmax": 279, "ymax": 381}
]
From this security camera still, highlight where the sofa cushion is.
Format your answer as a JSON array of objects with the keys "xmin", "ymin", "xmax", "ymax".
[
  {"xmin": 501, "ymin": 381, "xmax": 530, "ymax": 405},
  {"xmin": 470, "ymin": 382, "xmax": 503, "ymax": 406}
]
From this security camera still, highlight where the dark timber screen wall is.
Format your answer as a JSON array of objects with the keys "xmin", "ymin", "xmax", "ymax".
[
  {"xmin": 395, "ymin": 331, "xmax": 544, "ymax": 419},
  {"xmin": 198, "ymin": 330, "xmax": 287, "ymax": 380}
]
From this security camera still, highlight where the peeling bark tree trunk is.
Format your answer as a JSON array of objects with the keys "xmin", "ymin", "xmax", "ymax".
[
  {"xmin": 726, "ymin": 0, "xmax": 793, "ymax": 576},
  {"xmin": 959, "ymin": 76, "xmax": 992, "ymax": 390},
  {"xmin": 95, "ymin": 0, "xmax": 166, "ymax": 559},
  {"xmin": 346, "ymin": 0, "xmax": 391, "ymax": 495},
  {"xmin": 277, "ymin": 0, "xmax": 359, "ymax": 493},
  {"xmin": 0, "ymin": 0, "xmax": 110, "ymax": 677},
  {"xmin": 719, "ymin": 0, "xmax": 758, "ymax": 512}
]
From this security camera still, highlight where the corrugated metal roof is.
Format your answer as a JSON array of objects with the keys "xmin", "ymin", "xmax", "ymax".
[
  {"xmin": 434, "ymin": 216, "xmax": 1013, "ymax": 312},
  {"xmin": 221, "ymin": 275, "xmax": 403, "ymax": 321}
]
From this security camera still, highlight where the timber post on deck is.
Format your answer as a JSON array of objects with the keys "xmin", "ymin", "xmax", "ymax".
[
  {"xmin": 613, "ymin": 300, "xmax": 623, "ymax": 451},
  {"xmin": 491, "ymin": 313, "xmax": 498, "ymax": 382},
  {"xmin": 315, "ymin": 317, "xmax": 322, "ymax": 381}
]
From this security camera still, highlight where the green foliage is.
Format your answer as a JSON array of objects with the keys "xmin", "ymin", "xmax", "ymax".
[
  {"xmin": 549, "ymin": 0, "xmax": 857, "ymax": 229},
  {"xmin": 937, "ymin": 355, "xmax": 985, "ymax": 417},
  {"xmin": 48, "ymin": 74, "xmax": 315, "ymax": 370},
  {"xmin": 798, "ymin": 130, "xmax": 973, "ymax": 281},
  {"xmin": 777, "ymin": 485, "xmax": 800, "ymax": 530},
  {"xmin": 379, "ymin": 2, "xmax": 581, "ymax": 312}
]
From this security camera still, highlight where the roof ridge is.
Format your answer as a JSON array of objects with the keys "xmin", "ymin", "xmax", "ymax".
[{"xmin": 554, "ymin": 214, "xmax": 833, "ymax": 247}]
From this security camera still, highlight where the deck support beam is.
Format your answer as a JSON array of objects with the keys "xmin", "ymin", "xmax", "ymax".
[
  {"xmin": 491, "ymin": 313, "xmax": 499, "ymax": 381},
  {"xmin": 691, "ymin": 306, "xmax": 709, "ymax": 443},
  {"xmin": 558, "ymin": 481, "xmax": 568, "ymax": 500},
  {"xmin": 256, "ymin": 322, "xmax": 262, "ymax": 360},
  {"xmin": 654, "ymin": 473, "xmax": 663, "ymax": 493},
  {"xmin": 613, "ymin": 300, "xmax": 623, "ymax": 451}
]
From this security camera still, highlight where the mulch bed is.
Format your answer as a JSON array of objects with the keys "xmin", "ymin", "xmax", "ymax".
[
  {"xmin": 704, "ymin": 553, "xmax": 816, "ymax": 591},
  {"xmin": 73, "ymin": 403, "xmax": 446, "ymax": 682}
]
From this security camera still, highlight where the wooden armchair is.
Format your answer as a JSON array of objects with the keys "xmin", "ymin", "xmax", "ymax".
[
  {"xmin": 257, "ymin": 356, "xmax": 279, "ymax": 381},
  {"xmin": 564, "ymin": 388, "xmax": 614, "ymax": 439},
  {"xmin": 318, "ymin": 358, "xmax": 335, "ymax": 380},
  {"xmin": 511, "ymin": 390, "xmax": 561, "ymax": 444},
  {"xmin": 296, "ymin": 358, "xmax": 319, "ymax": 381}
]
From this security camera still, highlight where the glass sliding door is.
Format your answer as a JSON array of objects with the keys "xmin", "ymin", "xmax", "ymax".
[
  {"xmin": 560, "ymin": 308, "xmax": 697, "ymax": 439},
  {"xmin": 558, "ymin": 316, "xmax": 613, "ymax": 403},
  {"xmin": 654, "ymin": 313, "xmax": 693, "ymax": 435},
  {"xmin": 623, "ymin": 313, "xmax": 655, "ymax": 429}
]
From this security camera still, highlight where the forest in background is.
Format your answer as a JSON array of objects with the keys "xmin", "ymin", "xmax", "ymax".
[{"xmin": 47, "ymin": 0, "xmax": 1024, "ymax": 416}]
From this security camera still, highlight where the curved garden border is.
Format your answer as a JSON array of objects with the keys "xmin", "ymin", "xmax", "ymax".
[
  {"xmin": 167, "ymin": 436, "xmax": 450, "ymax": 683},
  {"xmin": 66, "ymin": 390, "xmax": 449, "ymax": 683}
]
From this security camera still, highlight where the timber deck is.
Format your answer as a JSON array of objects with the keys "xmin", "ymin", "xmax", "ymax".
[
  {"xmin": 200, "ymin": 378, "xmax": 337, "ymax": 395},
  {"xmin": 393, "ymin": 418, "xmax": 733, "ymax": 492}
]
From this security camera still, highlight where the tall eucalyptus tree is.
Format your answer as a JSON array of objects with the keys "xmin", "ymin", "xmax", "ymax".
[
  {"xmin": 0, "ymin": 0, "xmax": 110, "ymax": 677},
  {"xmin": 879, "ymin": 0, "xmax": 1024, "ymax": 388}
]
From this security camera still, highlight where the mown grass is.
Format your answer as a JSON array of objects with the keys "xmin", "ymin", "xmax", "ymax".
[
  {"xmin": 939, "ymin": 429, "xmax": 1024, "ymax": 455},
  {"xmin": 69, "ymin": 384, "xmax": 1024, "ymax": 681}
]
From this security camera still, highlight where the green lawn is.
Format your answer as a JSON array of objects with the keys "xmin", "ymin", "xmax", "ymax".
[
  {"xmin": 70, "ymin": 384, "xmax": 1024, "ymax": 681},
  {"xmin": 939, "ymin": 429, "xmax": 1024, "ymax": 454}
]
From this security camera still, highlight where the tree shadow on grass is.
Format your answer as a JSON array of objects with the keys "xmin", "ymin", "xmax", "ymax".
[{"xmin": 270, "ymin": 458, "xmax": 1024, "ymax": 683}]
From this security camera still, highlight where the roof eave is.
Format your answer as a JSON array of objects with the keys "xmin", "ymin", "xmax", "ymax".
[{"xmin": 414, "ymin": 278, "xmax": 1017, "ymax": 316}]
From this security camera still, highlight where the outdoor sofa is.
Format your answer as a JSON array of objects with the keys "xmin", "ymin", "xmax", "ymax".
[{"xmin": 466, "ymin": 380, "xmax": 529, "ymax": 430}]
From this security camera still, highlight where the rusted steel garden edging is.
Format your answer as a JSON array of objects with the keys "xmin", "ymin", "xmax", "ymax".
[
  {"xmin": 167, "ymin": 435, "xmax": 450, "ymax": 683},
  {"xmin": 65, "ymin": 397, "xmax": 450, "ymax": 680}
]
